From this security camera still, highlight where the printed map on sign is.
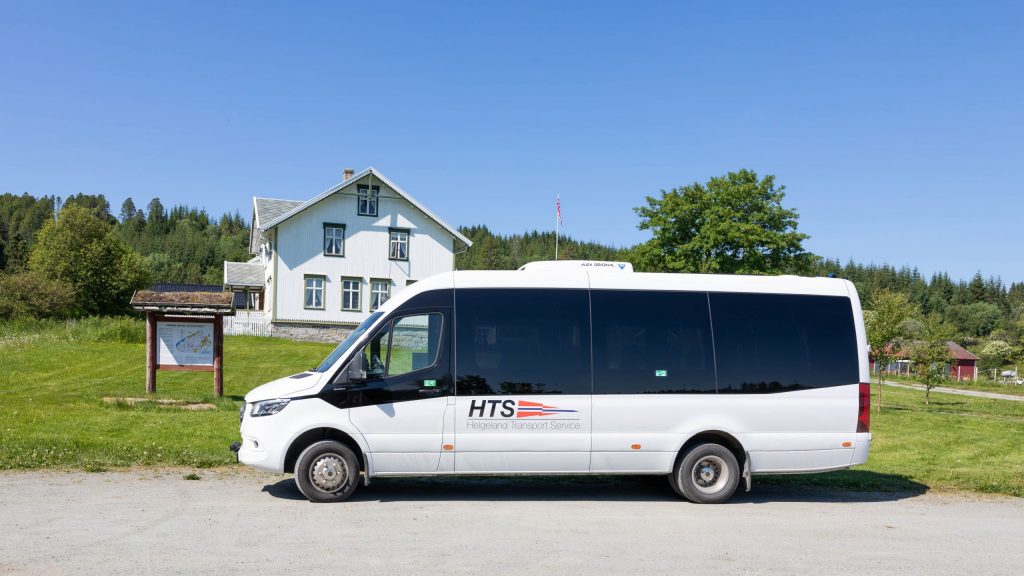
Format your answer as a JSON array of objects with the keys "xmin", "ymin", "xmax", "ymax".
[{"xmin": 157, "ymin": 322, "xmax": 214, "ymax": 366}]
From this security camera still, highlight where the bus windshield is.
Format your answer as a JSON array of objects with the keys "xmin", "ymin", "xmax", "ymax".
[{"xmin": 312, "ymin": 312, "xmax": 384, "ymax": 372}]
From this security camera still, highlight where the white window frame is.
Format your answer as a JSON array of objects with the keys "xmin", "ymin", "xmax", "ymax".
[
  {"xmin": 389, "ymin": 228, "xmax": 410, "ymax": 261},
  {"xmin": 370, "ymin": 279, "xmax": 391, "ymax": 311},
  {"xmin": 304, "ymin": 275, "xmax": 325, "ymax": 310},
  {"xmin": 323, "ymin": 224, "xmax": 345, "ymax": 257},
  {"xmin": 357, "ymin": 185, "xmax": 379, "ymax": 217},
  {"xmin": 341, "ymin": 277, "xmax": 362, "ymax": 311}
]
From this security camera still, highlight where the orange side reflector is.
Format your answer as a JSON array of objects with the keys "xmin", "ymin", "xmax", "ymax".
[
  {"xmin": 841, "ymin": 441, "xmax": 852, "ymax": 448},
  {"xmin": 442, "ymin": 444, "xmax": 454, "ymax": 451},
  {"xmin": 630, "ymin": 444, "xmax": 641, "ymax": 450}
]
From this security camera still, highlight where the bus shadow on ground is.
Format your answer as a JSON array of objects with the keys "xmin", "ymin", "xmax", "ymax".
[{"xmin": 262, "ymin": 471, "xmax": 927, "ymax": 504}]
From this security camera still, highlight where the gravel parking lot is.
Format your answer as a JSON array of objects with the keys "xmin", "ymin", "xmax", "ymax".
[{"xmin": 1, "ymin": 469, "xmax": 1022, "ymax": 576}]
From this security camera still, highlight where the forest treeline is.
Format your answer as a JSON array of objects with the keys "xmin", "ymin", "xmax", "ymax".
[
  {"xmin": 456, "ymin": 224, "xmax": 1023, "ymax": 344},
  {"xmin": 2, "ymin": 190, "xmax": 1022, "ymax": 346},
  {"xmin": 0, "ymin": 192, "xmax": 249, "ymax": 285}
]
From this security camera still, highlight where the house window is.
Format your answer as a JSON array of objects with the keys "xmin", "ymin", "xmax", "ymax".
[
  {"xmin": 357, "ymin": 185, "xmax": 380, "ymax": 217},
  {"xmin": 324, "ymin": 224, "xmax": 345, "ymax": 256},
  {"xmin": 370, "ymin": 279, "xmax": 391, "ymax": 311},
  {"xmin": 304, "ymin": 275, "xmax": 326, "ymax": 310},
  {"xmin": 389, "ymin": 228, "xmax": 410, "ymax": 261},
  {"xmin": 341, "ymin": 277, "xmax": 362, "ymax": 311}
]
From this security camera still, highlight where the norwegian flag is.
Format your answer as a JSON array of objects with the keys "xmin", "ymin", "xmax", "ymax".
[{"xmin": 556, "ymin": 194, "xmax": 564, "ymax": 228}]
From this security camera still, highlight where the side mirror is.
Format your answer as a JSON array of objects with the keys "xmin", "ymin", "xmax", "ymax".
[{"xmin": 345, "ymin": 349, "xmax": 367, "ymax": 383}]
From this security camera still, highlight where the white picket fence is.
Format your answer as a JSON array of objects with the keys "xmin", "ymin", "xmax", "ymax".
[{"xmin": 224, "ymin": 311, "xmax": 273, "ymax": 337}]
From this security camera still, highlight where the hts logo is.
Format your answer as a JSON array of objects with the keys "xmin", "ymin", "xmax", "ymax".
[{"xmin": 468, "ymin": 399, "xmax": 578, "ymax": 419}]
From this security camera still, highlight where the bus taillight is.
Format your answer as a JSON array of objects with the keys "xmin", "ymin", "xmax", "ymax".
[{"xmin": 857, "ymin": 382, "xmax": 870, "ymax": 433}]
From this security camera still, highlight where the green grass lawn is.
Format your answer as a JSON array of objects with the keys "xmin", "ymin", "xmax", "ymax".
[
  {"xmin": 0, "ymin": 322, "xmax": 333, "ymax": 470},
  {"xmin": 2, "ymin": 320, "xmax": 1022, "ymax": 497}
]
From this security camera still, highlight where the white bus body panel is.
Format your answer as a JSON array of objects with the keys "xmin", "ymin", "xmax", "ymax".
[
  {"xmin": 349, "ymin": 396, "xmax": 448, "ymax": 474},
  {"xmin": 238, "ymin": 397, "xmax": 368, "ymax": 473},
  {"xmin": 239, "ymin": 268, "xmax": 871, "ymax": 479},
  {"xmin": 591, "ymin": 385, "xmax": 860, "ymax": 474},
  {"xmin": 453, "ymin": 395, "xmax": 592, "ymax": 473}
]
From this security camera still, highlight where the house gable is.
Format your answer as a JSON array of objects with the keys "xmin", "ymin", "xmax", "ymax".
[{"xmin": 258, "ymin": 167, "xmax": 471, "ymax": 249}]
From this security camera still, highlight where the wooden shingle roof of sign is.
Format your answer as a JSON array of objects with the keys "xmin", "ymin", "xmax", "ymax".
[{"xmin": 129, "ymin": 290, "xmax": 236, "ymax": 316}]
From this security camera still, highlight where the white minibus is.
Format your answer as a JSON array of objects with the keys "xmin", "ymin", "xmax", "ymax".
[{"xmin": 233, "ymin": 261, "xmax": 871, "ymax": 503}]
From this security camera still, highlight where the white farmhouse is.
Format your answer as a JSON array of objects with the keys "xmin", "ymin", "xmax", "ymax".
[{"xmin": 223, "ymin": 167, "xmax": 471, "ymax": 341}]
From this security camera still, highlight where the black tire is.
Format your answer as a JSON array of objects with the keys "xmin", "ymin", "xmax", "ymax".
[
  {"xmin": 669, "ymin": 443, "xmax": 740, "ymax": 504},
  {"xmin": 293, "ymin": 440, "xmax": 361, "ymax": 503}
]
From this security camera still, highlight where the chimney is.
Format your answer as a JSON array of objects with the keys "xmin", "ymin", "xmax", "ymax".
[{"xmin": 343, "ymin": 168, "xmax": 354, "ymax": 181}]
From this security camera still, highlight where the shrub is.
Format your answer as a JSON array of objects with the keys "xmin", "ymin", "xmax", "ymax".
[
  {"xmin": 28, "ymin": 204, "xmax": 149, "ymax": 315},
  {"xmin": 0, "ymin": 270, "xmax": 79, "ymax": 320},
  {"xmin": 979, "ymin": 340, "xmax": 1015, "ymax": 371}
]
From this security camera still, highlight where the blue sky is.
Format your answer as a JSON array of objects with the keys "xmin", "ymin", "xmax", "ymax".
[{"xmin": 2, "ymin": 1, "xmax": 1022, "ymax": 282}]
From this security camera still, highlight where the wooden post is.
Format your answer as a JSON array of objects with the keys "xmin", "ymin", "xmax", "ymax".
[
  {"xmin": 213, "ymin": 313, "xmax": 224, "ymax": 398},
  {"xmin": 146, "ymin": 312, "xmax": 157, "ymax": 394}
]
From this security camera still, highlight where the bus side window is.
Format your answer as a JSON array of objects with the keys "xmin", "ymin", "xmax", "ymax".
[
  {"xmin": 709, "ymin": 293, "xmax": 858, "ymax": 392},
  {"xmin": 455, "ymin": 288, "xmax": 591, "ymax": 395},
  {"xmin": 591, "ymin": 290, "xmax": 716, "ymax": 394}
]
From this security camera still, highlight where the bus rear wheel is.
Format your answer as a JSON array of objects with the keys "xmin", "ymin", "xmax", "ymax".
[
  {"xmin": 670, "ymin": 443, "xmax": 740, "ymax": 504},
  {"xmin": 294, "ymin": 440, "xmax": 360, "ymax": 502}
]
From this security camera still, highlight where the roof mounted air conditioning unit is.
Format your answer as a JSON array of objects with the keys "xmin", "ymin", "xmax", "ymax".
[{"xmin": 517, "ymin": 260, "xmax": 634, "ymax": 273}]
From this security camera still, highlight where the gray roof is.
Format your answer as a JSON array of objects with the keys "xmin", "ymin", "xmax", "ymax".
[
  {"xmin": 254, "ymin": 198, "xmax": 303, "ymax": 226},
  {"xmin": 223, "ymin": 261, "xmax": 264, "ymax": 287},
  {"xmin": 250, "ymin": 198, "xmax": 303, "ymax": 253}
]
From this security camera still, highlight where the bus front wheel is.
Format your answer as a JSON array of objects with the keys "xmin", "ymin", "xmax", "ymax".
[
  {"xmin": 294, "ymin": 440, "xmax": 361, "ymax": 503},
  {"xmin": 670, "ymin": 443, "xmax": 740, "ymax": 504}
]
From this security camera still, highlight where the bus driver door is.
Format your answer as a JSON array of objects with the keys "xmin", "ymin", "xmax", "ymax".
[{"xmin": 341, "ymin": 309, "xmax": 453, "ymax": 474}]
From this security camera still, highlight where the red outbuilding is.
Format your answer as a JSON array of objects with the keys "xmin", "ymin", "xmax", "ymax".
[
  {"xmin": 944, "ymin": 341, "xmax": 979, "ymax": 381},
  {"xmin": 869, "ymin": 341, "xmax": 979, "ymax": 381}
]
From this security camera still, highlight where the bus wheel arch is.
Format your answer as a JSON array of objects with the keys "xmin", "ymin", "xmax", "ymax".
[
  {"xmin": 670, "ymin": 431, "xmax": 747, "ymax": 503},
  {"xmin": 284, "ymin": 427, "xmax": 367, "ymax": 480}
]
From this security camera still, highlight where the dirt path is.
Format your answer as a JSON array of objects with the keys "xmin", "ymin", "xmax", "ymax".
[{"xmin": 884, "ymin": 380, "xmax": 1024, "ymax": 401}]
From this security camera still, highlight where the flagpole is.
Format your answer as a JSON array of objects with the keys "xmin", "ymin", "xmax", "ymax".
[{"xmin": 555, "ymin": 194, "xmax": 560, "ymax": 260}]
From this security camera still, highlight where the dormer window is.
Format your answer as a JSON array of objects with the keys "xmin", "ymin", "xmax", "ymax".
[{"xmin": 357, "ymin": 185, "xmax": 380, "ymax": 216}]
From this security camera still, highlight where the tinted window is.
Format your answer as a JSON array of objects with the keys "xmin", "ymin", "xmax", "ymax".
[
  {"xmin": 592, "ymin": 290, "xmax": 716, "ymax": 394},
  {"xmin": 710, "ymin": 293, "xmax": 858, "ymax": 392},
  {"xmin": 388, "ymin": 313, "xmax": 443, "ymax": 377},
  {"xmin": 455, "ymin": 289, "xmax": 591, "ymax": 395}
]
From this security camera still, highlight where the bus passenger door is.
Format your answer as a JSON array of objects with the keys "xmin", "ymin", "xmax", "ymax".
[{"xmin": 451, "ymin": 286, "xmax": 592, "ymax": 473}]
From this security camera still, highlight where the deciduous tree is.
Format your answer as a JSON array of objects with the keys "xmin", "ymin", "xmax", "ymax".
[
  {"xmin": 28, "ymin": 204, "xmax": 149, "ymax": 315},
  {"xmin": 910, "ymin": 314, "xmax": 954, "ymax": 405},
  {"xmin": 634, "ymin": 169, "xmax": 810, "ymax": 274},
  {"xmin": 979, "ymin": 340, "xmax": 1015, "ymax": 375},
  {"xmin": 864, "ymin": 289, "xmax": 916, "ymax": 412}
]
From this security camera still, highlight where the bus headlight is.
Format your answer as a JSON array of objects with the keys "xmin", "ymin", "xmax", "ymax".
[{"xmin": 251, "ymin": 399, "xmax": 290, "ymax": 417}]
